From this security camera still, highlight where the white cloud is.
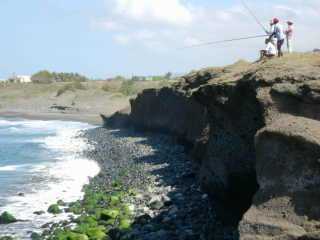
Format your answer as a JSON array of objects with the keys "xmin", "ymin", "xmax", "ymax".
[
  {"xmin": 113, "ymin": 0, "xmax": 194, "ymax": 26},
  {"xmin": 113, "ymin": 34, "xmax": 130, "ymax": 45},
  {"xmin": 96, "ymin": 0, "xmax": 320, "ymax": 57},
  {"xmin": 102, "ymin": 20, "xmax": 122, "ymax": 31}
]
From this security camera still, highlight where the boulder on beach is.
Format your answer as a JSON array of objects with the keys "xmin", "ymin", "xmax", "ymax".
[
  {"xmin": 0, "ymin": 212, "xmax": 17, "ymax": 224},
  {"xmin": 47, "ymin": 204, "xmax": 62, "ymax": 214}
]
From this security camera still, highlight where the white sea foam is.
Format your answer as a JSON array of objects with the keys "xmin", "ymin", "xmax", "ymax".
[
  {"xmin": 0, "ymin": 118, "xmax": 100, "ymax": 239},
  {"xmin": 0, "ymin": 165, "xmax": 19, "ymax": 171},
  {"xmin": 0, "ymin": 164, "xmax": 32, "ymax": 172},
  {"xmin": 0, "ymin": 119, "xmax": 17, "ymax": 126}
]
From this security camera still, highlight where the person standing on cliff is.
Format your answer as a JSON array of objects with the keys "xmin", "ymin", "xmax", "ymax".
[
  {"xmin": 267, "ymin": 19, "xmax": 277, "ymax": 45},
  {"xmin": 269, "ymin": 18, "xmax": 286, "ymax": 57},
  {"xmin": 285, "ymin": 21, "xmax": 294, "ymax": 53}
]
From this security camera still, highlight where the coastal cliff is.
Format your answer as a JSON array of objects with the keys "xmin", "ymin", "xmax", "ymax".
[{"xmin": 106, "ymin": 53, "xmax": 320, "ymax": 239}]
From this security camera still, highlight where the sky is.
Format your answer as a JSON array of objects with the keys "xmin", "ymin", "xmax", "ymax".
[{"xmin": 0, "ymin": 0, "xmax": 319, "ymax": 79}]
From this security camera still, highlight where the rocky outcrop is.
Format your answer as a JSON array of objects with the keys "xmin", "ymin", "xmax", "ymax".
[
  {"xmin": 194, "ymin": 81, "xmax": 264, "ymax": 224},
  {"xmin": 130, "ymin": 87, "xmax": 209, "ymax": 145},
  {"xmin": 239, "ymin": 116, "xmax": 320, "ymax": 240},
  {"xmin": 105, "ymin": 53, "xmax": 320, "ymax": 239}
]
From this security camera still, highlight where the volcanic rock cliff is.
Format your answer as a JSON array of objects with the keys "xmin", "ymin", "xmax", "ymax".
[{"xmin": 106, "ymin": 53, "xmax": 320, "ymax": 239}]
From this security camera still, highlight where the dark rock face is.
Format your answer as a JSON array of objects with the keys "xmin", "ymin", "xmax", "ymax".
[
  {"xmin": 130, "ymin": 87, "xmax": 209, "ymax": 146},
  {"xmin": 239, "ymin": 116, "xmax": 320, "ymax": 240},
  {"xmin": 195, "ymin": 82, "xmax": 264, "ymax": 223},
  {"xmin": 105, "ymin": 53, "xmax": 320, "ymax": 239},
  {"xmin": 101, "ymin": 107, "xmax": 131, "ymax": 129}
]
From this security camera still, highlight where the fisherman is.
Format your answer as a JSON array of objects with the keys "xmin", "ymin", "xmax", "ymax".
[
  {"xmin": 267, "ymin": 19, "xmax": 277, "ymax": 45},
  {"xmin": 260, "ymin": 38, "xmax": 277, "ymax": 59},
  {"xmin": 285, "ymin": 21, "xmax": 294, "ymax": 53},
  {"xmin": 269, "ymin": 18, "xmax": 286, "ymax": 57}
]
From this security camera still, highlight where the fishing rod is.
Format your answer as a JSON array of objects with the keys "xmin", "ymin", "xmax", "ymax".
[
  {"xmin": 180, "ymin": 34, "xmax": 268, "ymax": 49},
  {"xmin": 241, "ymin": 0, "xmax": 268, "ymax": 33}
]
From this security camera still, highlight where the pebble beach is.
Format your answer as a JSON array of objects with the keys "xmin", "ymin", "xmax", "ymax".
[{"xmin": 81, "ymin": 127, "xmax": 214, "ymax": 240}]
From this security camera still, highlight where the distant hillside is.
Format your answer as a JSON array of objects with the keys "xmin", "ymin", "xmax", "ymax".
[{"xmin": 0, "ymin": 79, "xmax": 175, "ymax": 124}]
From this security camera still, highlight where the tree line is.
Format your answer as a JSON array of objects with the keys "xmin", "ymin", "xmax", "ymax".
[
  {"xmin": 31, "ymin": 70, "xmax": 88, "ymax": 83},
  {"xmin": 29, "ymin": 70, "xmax": 175, "ymax": 84}
]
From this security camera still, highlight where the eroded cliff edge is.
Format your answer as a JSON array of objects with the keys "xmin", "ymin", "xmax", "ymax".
[{"xmin": 106, "ymin": 53, "xmax": 320, "ymax": 239}]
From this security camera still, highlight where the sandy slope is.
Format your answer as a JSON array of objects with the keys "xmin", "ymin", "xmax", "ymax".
[{"xmin": 0, "ymin": 80, "xmax": 167, "ymax": 124}]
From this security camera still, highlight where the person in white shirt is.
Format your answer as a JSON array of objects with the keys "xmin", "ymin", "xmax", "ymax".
[
  {"xmin": 285, "ymin": 21, "xmax": 294, "ymax": 53},
  {"xmin": 270, "ymin": 18, "xmax": 286, "ymax": 57},
  {"xmin": 260, "ymin": 38, "xmax": 277, "ymax": 59}
]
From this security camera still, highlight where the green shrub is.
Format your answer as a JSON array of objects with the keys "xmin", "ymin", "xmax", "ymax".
[
  {"xmin": 32, "ymin": 70, "xmax": 89, "ymax": 84},
  {"xmin": 56, "ymin": 82, "xmax": 86, "ymax": 97},
  {"xmin": 0, "ymin": 211, "xmax": 17, "ymax": 224},
  {"xmin": 48, "ymin": 204, "xmax": 62, "ymax": 214},
  {"xmin": 31, "ymin": 70, "xmax": 54, "ymax": 84},
  {"xmin": 119, "ymin": 81, "xmax": 136, "ymax": 96}
]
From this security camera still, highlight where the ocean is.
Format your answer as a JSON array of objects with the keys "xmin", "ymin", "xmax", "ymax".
[{"xmin": 0, "ymin": 117, "xmax": 100, "ymax": 239}]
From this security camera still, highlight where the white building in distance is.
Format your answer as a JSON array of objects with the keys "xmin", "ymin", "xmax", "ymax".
[
  {"xmin": 16, "ymin": 75, "xmax": 32, "ymax": 83},
  {"xmin": 8, "ymin": 75, "xmax": 32, "ymax": 83}
]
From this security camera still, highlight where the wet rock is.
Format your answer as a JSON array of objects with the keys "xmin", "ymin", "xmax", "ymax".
[
  {"xmin": 33, "ymin": 211, "xmax": 45, "ymax": 216},
  {"xmin": 149, "ymin": 200, "xmax": 164, "ymax": 210},
  {"xmin": 0, "ymin": 212, "xmax": 17, "ymax": 224},
  {"xmin": 30, "ymin": 232, "xmax": 41, "ymax": 240},
  {"xmin": 47, "ymin": 204, "xmax": 62, "ymax": 214}
]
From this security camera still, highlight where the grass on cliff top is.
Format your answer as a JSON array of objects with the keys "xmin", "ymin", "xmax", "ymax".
[
  {"xmin": 101, "ymin": 79, "xmax": 174, "ymax": 96},
  {"xmin": 181, "ymin": 52, "xmax": 320, "ymax": 88}
]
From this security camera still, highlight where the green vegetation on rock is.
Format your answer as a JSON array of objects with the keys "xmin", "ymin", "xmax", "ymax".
[
  {"xmin": 44, "ymin": 183, "xmax": 134, "ymax": 240},
  {"xmin": 30, "ymin": 232, "xmax": 41, "ymax": 240},
  {"xmin": 51, "ymin": 230, "xmax": 89, "ymax": 240},
  {"xmin": 57, "ymin": 200, "xmax": 66, "ymax": 206},
  {"xmin": 0, "ymin": 236, "xmax": 15, "ymax": 240},
  {"xmin": 48, "ymin": 204, "xmax": 62, "ymax": 214},
  {"xmin": 0, "ymin": 211, "xmax": 17, "ymax": 224},
  {"xmin": 67, "ymin": 201, "xmax": 83, "ymax": 215}
]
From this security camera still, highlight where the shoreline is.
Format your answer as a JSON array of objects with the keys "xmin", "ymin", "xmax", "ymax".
[
  {"xmin": 0, "ymin": 118, "xmax": 101, "ymax": 239},
  {"xmin": 0, "ymin": 110, "xmax": 103, "ymax": 125},
  {"xmin": 39, "ymin": 127, "xmax": 214, "ymax": 239}
]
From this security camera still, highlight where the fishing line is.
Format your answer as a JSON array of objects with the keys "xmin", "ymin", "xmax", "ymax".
[
  {"xmin": 241, "ymin": 0, "xmax": 268, "ymax": 33},
  {"xmin": 180, "ymin": 34, "xmax": 268, "ymax": 49}
]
